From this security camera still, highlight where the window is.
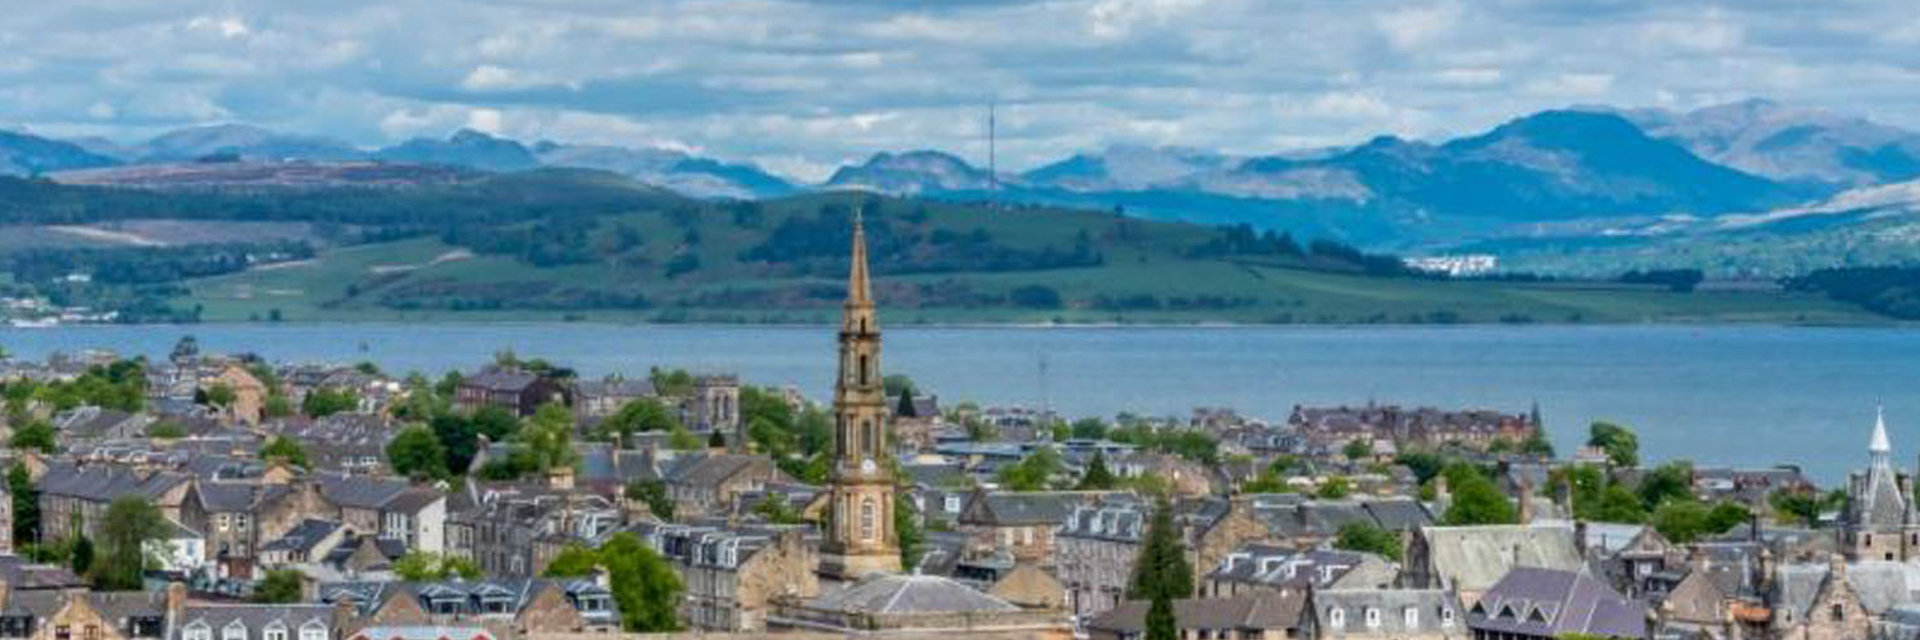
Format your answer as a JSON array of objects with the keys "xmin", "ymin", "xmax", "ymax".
[
  {"xmin": 185, "ymin": 624, "xmax": 212, "ymax": 640},
  {"xmin": 1832, "ymin": 603, "xmax": 1845, "ymax": 621},
  {"xmin": 1442, "ymin": 608, "xmax": 1456, "ymax": 627},
  {"xmin": 1365, "ymin": 608, "xmax": 1380, "ymax": 628},
  {"xmin": 263, "ymin": 623, "xmax": 286, "ymax": 640},
  {"xmin": 1328, "ymin": 608, "xmax": 1345, "ymax": 628},
  {"xmin": 54, "ymin": 626, "xmax": 68, "ymax": 640},
  {"xmin": 222, "ymin": 622, "xmax": 246, "ymax": 640},
  {"xmin": 858, "ymin": 355, "xmax": 870, "ymax": 386},
  {"xmin": 1405, "ymin": 606, "xmax": 1418, "ymax": 628},
  {"xmin": 945, "ymin": 495, "xmax": 962, "ymax": 513},
  {"xmin": 83, "ymin": 627, "xmax": 98, "ymax": 640},
  {"xmin": 860, "ymin": 498, "xmax": 877, "ymax": 541},
  {"xmin": 299, "ymin": 623, "xmax": 326, "ymax": 640}
]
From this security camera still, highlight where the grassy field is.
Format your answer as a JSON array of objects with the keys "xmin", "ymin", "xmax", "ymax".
[{"xmin": 178, "ymin": 236, "xmax": 1880, "ymax": 325}]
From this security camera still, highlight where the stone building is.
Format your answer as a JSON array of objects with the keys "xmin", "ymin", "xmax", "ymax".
[
  {"xmin": 1403, "ymin": 523, "xmax": 1583, "ymax": 604},
  {"xmin": 1845, "ymin": 408, "xmax": 1920, "ymax": 563},
  {"xmin": 1465, "ymin": 567, "xmax": 1646, "ymax": 639},
  {"xmin": 209, "ymin": 365, "xmax": 267, "ymax": 426},
  {"xmin": 455, "ymin": 367, "xmax": 568, "ymax": 417},
  {"xmin": 36, "ymin": 463, "xmax": 191, "ymax": 543},
  {"xmin": 687, "ymin": 374, "xmax": 739, "ymax": 437},
  {"xmin": 659, "ymin": 453, "xmax": 782, "ymax": 519},
  {"xmin": 1087, "ymin": 592, "xmax": 1308, "ymax": 640},
  {"xmin": 1315, "ymin": 589, "xmax": 1466, "ymax": 639},
  {"xmin": 634, "ymin": 523, "xmax": 819, "ymax": 632},
  {"xmin": 772, "ymin": 573, "xmax": 1067, "ymax": 636},
  {"xmin": 817, "ymin": 212, "xmax": 901, "ymax": 581},
  {"xmin": 320, "ymin": 578, "xmax": 617, "ymax": 640}
]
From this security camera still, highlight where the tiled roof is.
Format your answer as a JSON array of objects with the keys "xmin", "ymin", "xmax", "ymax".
[{"xmin": 1419, "ymin": 523, "xmax": 1582, "ymax": 593}]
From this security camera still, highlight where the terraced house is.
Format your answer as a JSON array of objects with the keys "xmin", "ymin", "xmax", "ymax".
[
  {"xmin": 319, "ymin": 578, "xmax": 617, "ymax": 640},
  {"xmin": 631, "ymin": 522, "xmax": 819, "ymax": 632}
]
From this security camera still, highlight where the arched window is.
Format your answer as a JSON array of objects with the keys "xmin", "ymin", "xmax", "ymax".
[
  {"xmin": 858, "ymin": 355, "xmax": 870, "ymax": 386},
  {"xmin": 1365, "ymin": 607, "xmax": 1380, "ymax": 628},
  {"xmin": 1832, "ymin": 603, "xmax": 1845, "ymax": 621},
  {"xmin": 860, "ymin": 498, "xmax": 877, "ymax": 541},
  {"xmin": 1328, "ymin": 608, "xmax": 1345, "ymax": 628}
]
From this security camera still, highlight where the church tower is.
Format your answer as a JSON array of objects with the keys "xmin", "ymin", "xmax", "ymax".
[
  {"xmin": 819, "ymin": 210, "xmax": 902, "ymax": 580},
  {"xmin": 1844, "ymin": 407, "xmax": 1919, "ymax": 562}
]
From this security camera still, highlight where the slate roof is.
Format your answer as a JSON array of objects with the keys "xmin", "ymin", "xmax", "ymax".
[
  {"xmin": 316, "ymin": 473, "xmax": 410, "ymax": 509},
  {"xmin": 261, "ymin": 519, "xmax": 342, "ymax": 554},
  {"xmin": 1088, "ymin": 593, "xmax": 1307, "ymax": 635},
  {"xmin": 194, "ymin": 482, "xmax": 289, "ymax": 513},
  {"xmin": 382, "ymin": 487, "xmax": 445, "ymax": 515},
  {"xmin": 1467, "ymin": 567, "xmax": 1646, "ymax": 638},
  {"xmin": 662, "ymin": 453, "xmax": 771, "ymax": 486},
  {"xmin": 1208, "ymin": 546, "xmax": 1376, "ymax": 589},
  {"xmin": 321, "ymin": 578, "xmax": 614, "ymax": 620},
  {"xmin": 966, "ymin": 491, "xmax": 1125, "ymax": 527},
  {"xmin": 464, "ymin": 368, "xmax": 539, "ymax": 393},
  {"xmin": 807, "ymin": 574, "xmax": 1018, "ymax": 614},
  {"xmin": 1778, "ymin": 560, "xmax": 1920, "ymax": 619},
  {"xmin": 172, "ymin": 605, "xmax": 334, "ymax": 640},
  {"xmin": 1418, "ymin": 524, "xmax": 1582, "ymax": 594},
  {"xmin": 37, "ymin": 463, "xmax": 188, "ymax": 502},
  {"xmin": 1313, "ymin": 589, "xmax": 1464, "ymax": 635},
  {"xmin": 0, "ymin": 555, "xmax": 86, "ymax": 590},
  {"xmin": 1057, "ymin": 504, "xmax": 1145, "ymax": 542}
]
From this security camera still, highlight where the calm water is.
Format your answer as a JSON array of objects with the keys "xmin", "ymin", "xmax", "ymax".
[{"xmin": 1, "ymin": 323, "xmax": 1914, "ymax": 484}]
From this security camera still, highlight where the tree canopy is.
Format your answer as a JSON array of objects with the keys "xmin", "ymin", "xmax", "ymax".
[{"xmin": 1587, "ymin": 421, "xmax": 1639, "ymax": 467}]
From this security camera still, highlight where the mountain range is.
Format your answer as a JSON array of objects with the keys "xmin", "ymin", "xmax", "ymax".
[{"xmin": 5, "ymin": 99, "xmax": 1920, "ymax": 253}]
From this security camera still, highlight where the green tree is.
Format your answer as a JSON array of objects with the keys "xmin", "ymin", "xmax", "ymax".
[
  {"xmin": 201, "ymin": 383, "xmax": 236, "ymax": 409},
  {"xmin": 707, "ymin": 430, "xmax": 726, "ymax": 448},
  {"xmin": 1071, "ymin": 417, "xmax": 1110, "ymax": 440},
  {"xmin": 1395, "ymin": 452, "xmax": 1445, "ymax": 485},
  {"xmin": 70, "ymin": 535, "xmax": 94, "ymax": 576},
  {"xmin": 1588, "ymin": 421, "xmax": 1639, "ymax": 468},
  {"xmin": 1441, "ymin": 464, "xmax": 1517, "ymax": 525},
  {"xmin": 254, "ymin": 569, "xmax": 304, "ymax": 603},
  {"xmin": 302, "ymin": 388, "xmax": 358, "ymax": 418},
  {"xmin": 261, "ymin": 436, "xmax": 310, "ymax": 469},
  {"xmin": 997, "ymin": 447, "xmax": 1064, "ymax": 491},
  {"xmin": 517, "ymin": 403, "xmax": 580, "ymax": 472},
  {"xmin": 1519, "ymin": 431, "xmax": 1556, "ymax": 458},
  {"xmin": 755, "ymin": 498, "xmax": 805, "ymax": 525},
  {"xmin": 9, "ymin": 463, "xmax": 39, "ymax": 544},
  {"xmin": 1343, "ymin": 439, "xmax": 1373, "ymax": 461},
  {"xmin": 1770, "ymin": 489, "xmax": 1827, "ymax": 527},
  {"xmin": 1638, "ymin": 461, "xmax": 1695, "ymax": 509},
  {"xmin": 95, "ymin": 496, "xmax": 167, "ymax": 589},
  {"xmin": 1129, "ymin": 498, "xmax": 1191, "ymax": 640},
  {"xmin": 10, "ymin": 420, "xmax": 56, "ymax": 453},
  {"xmin": 1334, "ymin": 522, "xmax": 1403, "ymax": 561},
  {"xmin": 387, "ymin": 426, "xmax": 451, "ymax": 480},
  {"xmin": 147, "ymin": 421, "xmax": 187, "ymax": 439},
  {"xmin": 626, "ymin": 479, "xmax": 674, "ymax": 521},
  {"xmin": 394, "ymin": 551, "xmax": 481, "ymax": 580},
  {"xmin": 896, "ymin": 492, "xmax": 923, "ymax": 571},
  {"xmin": 1077, "ymin": 451, "xmax": 1118, "ymax": 490},
  {"xmin": 666, "ymin": 426, "xmax": 702, "ymax": 450},
  {"xmin": 1317, "ymin": 475, "xmax": 1353, "ymax": 499},
  {"xmin": 544, "ymin": 545, "xmax": 601, "ymax": 577},
  {"xmin": 882, "ymin": 374, "xmax": 917, "ymax": 399},
  {"xmin": 598, "ymin": 398, "xmax": 681, "ymax": 445},
  {"xmin": 601, "ymin": 532, "xmax": 683, "ymax": 632}
]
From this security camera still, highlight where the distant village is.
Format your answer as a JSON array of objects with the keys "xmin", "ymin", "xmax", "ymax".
[{"xmin": 0, "ymin": 217, "xmax": 1903, "ymax": 640}]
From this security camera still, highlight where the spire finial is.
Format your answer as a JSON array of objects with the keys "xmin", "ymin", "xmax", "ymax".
[
  {"xmin": 845, "ymin": 205, "xmax": 873, "ymax": 310},
  {"xmin": 1871, "ymin": 405, "xmax": 1892, "ymax": 455}
]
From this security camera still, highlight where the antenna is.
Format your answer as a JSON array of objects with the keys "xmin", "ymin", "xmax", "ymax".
[
  {"xmin": 1038, "ymin": 353, "xmax": 1051, "ymax": 424},
  {"xmin": 988, "ymin": 99, "xmax": 998, "ymax": 208}
]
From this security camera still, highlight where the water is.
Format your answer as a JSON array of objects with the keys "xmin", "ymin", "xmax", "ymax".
[{"xmin": 1, "ymin": 323, "xmax": 1914, "ymax": 484}]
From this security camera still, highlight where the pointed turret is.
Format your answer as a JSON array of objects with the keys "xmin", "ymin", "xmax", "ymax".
[{"xmin": 1872, "ymin": 406, "xmax": 1892, "ymax": 455}]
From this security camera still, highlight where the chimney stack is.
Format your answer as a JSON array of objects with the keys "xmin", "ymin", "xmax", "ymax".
[{"xmin": 165, "ymin": 581, "xmax": 187, "ymax": 622}]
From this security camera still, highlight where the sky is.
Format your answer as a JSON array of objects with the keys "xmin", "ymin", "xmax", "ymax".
[{"xmin": 3, "ymin": 0, "xmax": 1918, "ymax": 181}]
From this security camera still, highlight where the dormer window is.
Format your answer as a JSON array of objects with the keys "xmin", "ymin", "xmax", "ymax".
[
  {"xmin": 1328, "ymin": 608, "xmax": 1345, "ymax": 628},
  {"xmin": 298, "ymin": 622, "xmax": 326, "ymax": 640},
  {"xmin": 222, "ymin": 620, "xmax": 247, "ymax": 640},
  {"xmin": 1442, "ymin": 607, "xmax": 1456, "ymax": 626},
  {"xmin": 1405, "ymin": 606, "xmax": 1418, "ymax": 628},
  {"xmin": 262, "ymin": 621, "xmax": 286, "ymax": 640},
  {"xmin": 1365, "ymin": 607, "xmax": 1380, "ymax": 628}
]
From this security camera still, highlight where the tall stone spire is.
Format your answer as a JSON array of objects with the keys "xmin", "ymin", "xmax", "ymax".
[
  {"xmin": 1872, "ymin": 405, "xmax": 1892, "ymax": 458},
  {"xmin": 820, "ymin": 206, "xmax": 900, "ymax": 580}
]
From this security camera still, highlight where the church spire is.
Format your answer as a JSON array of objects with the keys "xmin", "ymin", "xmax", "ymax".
[
  {"xmin": 846, "ymin": 208, "xmax": 872, "ymax": 309},
  {"xmin": 1872, "ymin": 405, "xmax": 1892, "ymax": 458}
]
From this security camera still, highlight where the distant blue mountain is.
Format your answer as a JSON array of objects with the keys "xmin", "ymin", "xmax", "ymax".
[
  {"xmin": 0, "ymin": 130, "xmax": 120, "ymax": 176},
  {"xmin": 373, "ymin": 129, "xmax": 541, "ymax": 172},
  {"xmin": 1599, "ymin": 99, "xmax": 1920, "ymax": 190},
  {"xmin": 137, "ymin": 124, "xmax": 364, "ymax": 163},
  {"xmin": 530, "ymin": 141, "xmax": 795, "ymax": 199}
]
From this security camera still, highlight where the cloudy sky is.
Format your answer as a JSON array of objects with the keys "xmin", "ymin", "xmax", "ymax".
[{"xmin": 4, "ymin": 0, "xmax": 1918, "ymax": 181}]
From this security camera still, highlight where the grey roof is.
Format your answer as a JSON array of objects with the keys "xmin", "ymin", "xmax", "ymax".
[
  {"xmin": 172, "ymin": 605, "xmax": 334, "ymax": 640},
  {"xmin": 1313, "ymin": 589, "xmax": 1464, "ymax": 635},
  {"xmin": 37, "ymin": 463, "xmax": 188, "ymax": 502},
  {"xmin": 317, "ymin": 473, "xmax": 411, "ymax": 509},
  {"xmin": 1779, "ymin": 561, "xmax": 1920, "ymax": 619},
  {"xmin": 807, "ymin": 574, "xmax": 1018, "ymax": 614},
  {"xmin": 663, "ymin": 453, "xmax": 770, "ymax": 486},
  {"xmin": 464, "ymin": 368, "xmax": 539, "ymax": 393},
  {"xmin": 0, "ymin": 555, "xmax": 85, "ymax": 590},
  {"xmin": 382, "ymin": 487, "xmax": 445, "ymax": 515},
  {"xmin": 1467, "ymin": 567, "xmax": 1647, "ymax": 638},
  {"xmin": 1418, "ymin": 524, "xmax": 1583, "ymax": 593},
  {"xmin": 967, "ymin": 491, "xmax": 1119, "ymax": 526},
  {"xmin": 322, "ymin": 578, "xmax": 613, "ymax": 621},
  {"xmin": 1089, "ymin": 593, "xmax": 1307, "ymax": 634},
  {"xmin": 1058, "ymin": 504, "xmax": 1145, "ymax": 542},
  {"xmin": 194, "ymin": 482, "xmax": 289, "ymax": 513},
  {"xmin": 1209, "ymin": 546, "xmax": 1375, "ymax": 589},
  {"xmin": 261, "ymin": 519, "xmax": 341, "ymax": 554}
]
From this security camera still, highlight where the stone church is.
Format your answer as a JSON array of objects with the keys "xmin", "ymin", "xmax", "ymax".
[{"xmin": 1842, "ymin": 408, "xmax": 1920, "ymax": 563}]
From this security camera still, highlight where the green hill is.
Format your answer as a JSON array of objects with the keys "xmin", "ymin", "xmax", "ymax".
[{"xmin": 168, "ymin": 190, "xmax": 1876, "ymax": 325}]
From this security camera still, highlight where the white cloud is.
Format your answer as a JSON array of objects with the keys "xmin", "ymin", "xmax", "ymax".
[
  {"xmin": 1375, "ymin": 3, "xmax": 1460, "ymax": 51},
  {"xmin": 465, "ymin": 108, "xmax": 503, "ymax": 134}
]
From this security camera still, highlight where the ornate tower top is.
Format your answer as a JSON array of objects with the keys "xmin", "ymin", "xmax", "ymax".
[
  {"xmin": 1872, "ymin": 406, "xmax": 1892, "ymax": 457},
  {"xmin": 820, "ymin": 206, "xmax": 900, "ymax": 579}
]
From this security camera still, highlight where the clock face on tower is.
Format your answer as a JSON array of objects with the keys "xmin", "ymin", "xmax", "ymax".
[{"xmin": 861, "ymin": 458, "xmax": 876, "ymax": 474}]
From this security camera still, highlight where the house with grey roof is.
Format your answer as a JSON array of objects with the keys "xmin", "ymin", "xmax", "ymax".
[
  {"xmin": 1204, "ymin": 545, "xmax": 1398, "ymax": 598},
  {"xmin": 36, "ymin": 462, "xmax": 191, "ymax": 543},
  {"xmin": 660, "ymin": 453, "xmax": 782, "ymax": 518},
  {"xmin": 572, "ymin": 375, "xmax": 654, "ymax": 418},
  {"xmin": 173, "ymin": 604, "xmax": 337, "ymax": 640},
  {"xmin": 1466, "ymin": 567, "xmax": 1647, "ymax": 640},
  {"xmin": 321, "ymin": 577, "xmax": 615, "ymax": 640},
  {"xmin": 1404, "ymin": 523, "xmax": 1583, "ymax": 603},
  {"xmin": 259, "ymin": 519, "xmax": 345, "ymax": 568},
  {"xmin": 51, "ymin": 406, "xmax": 152, "ymax": 444},
  {"xmin": 1087, "ymin": 592, "xmax": 1308, "ymax": 640},
  {"xmin": 960, "ymin": 490, "xmax": 1134, "ymax": 566},
  {"xmin": 627, "ymin": 521, "xmax": 818, "ymax": 632},
  {"xmin": 455, "ymin": 367, "xmax": 567, "ymax": 417},
  {"xmin": 1314, "ymin": 588, "xmax": 1467, "ymax": 639}
]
